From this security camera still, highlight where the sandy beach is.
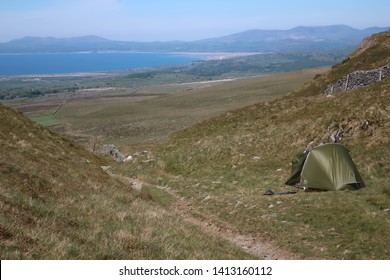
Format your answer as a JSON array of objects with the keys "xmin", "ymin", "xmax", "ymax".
[{"xmin": 170, "ymin": 52, "xmax": 262, "ymax": 60}]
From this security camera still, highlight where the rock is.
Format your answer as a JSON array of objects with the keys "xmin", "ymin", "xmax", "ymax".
[
  {"xmin": 360, "ymin": 120, "xmax": 370, "ymax": 131},
  {"xmin": 100, "ymin": 144, "xmax": 115, "ymax": 154},
  {"xmin": 325, "ymin": 64, "xmax": 390, "ymax": 95},
  {"xmin": 100, "ymin": 144, "xmax": 125, "ymax": 162},
  {"xmin": 124, "ymin": 155, "xmax": 134, "ymax": 162},
  {"xmin": 330, "ymin": 128, "xmax": 344, "ymax": 143},
  {"xmin": 343, "ymin": 249, "xmax": 351, "ymax": 255},
  {"xmin": 101, "ymin": 166, "xmax": 111, "ymax": 171}
]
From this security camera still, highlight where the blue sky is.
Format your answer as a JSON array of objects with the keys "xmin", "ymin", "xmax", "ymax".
[{"xmin": 1, "ymin": 0, "xmax": 389, "ymax": 42}]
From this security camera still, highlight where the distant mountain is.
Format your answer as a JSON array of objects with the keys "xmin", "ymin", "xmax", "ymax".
[
  {"xmin": 207, "ymin": 25, "xmax": 381, "ymax": 43},
  {"xmin": 193, "ymin": 25, "xmax": 389, "ymax": 51},
  {"xmin": 0, "ymin": 35, "xmax": 132, "ymax": 53},
  {"xmin": 0, "ymin": 25, "xmax": 388, "ymax": 53}
]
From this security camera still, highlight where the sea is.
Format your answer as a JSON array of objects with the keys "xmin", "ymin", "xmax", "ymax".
[{"xmin": 0, "ymin": 52, "xmax": 199, "ymax": 76}]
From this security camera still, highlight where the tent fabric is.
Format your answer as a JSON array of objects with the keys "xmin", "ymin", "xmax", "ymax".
[
  {"xmin": 285, "ymin": 151, "xmax": 309, "ymax": 186},
  {"xmin": 285, "ymin": 143, "xmax": 365, "ymax": 191}
]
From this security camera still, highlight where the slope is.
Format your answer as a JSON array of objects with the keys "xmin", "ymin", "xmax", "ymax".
[
  {"xmin": 297, "ymin": 29, "xmax": 390, "ymax": 97},
  {"xmin": 0, "ymin": 103, "xmax": 253, "ymax": 259},
  {"xmin": 136, "ymin": 30, "xmax": 390, "ymax": 259}
]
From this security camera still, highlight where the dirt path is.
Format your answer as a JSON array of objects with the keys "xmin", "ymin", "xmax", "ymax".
[{"xmin": 108, "ymin": 171, "xmax": 298, "ymax": 259}]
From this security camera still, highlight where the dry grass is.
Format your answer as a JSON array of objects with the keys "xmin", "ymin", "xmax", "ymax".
[
  {"xmin": 0, "ymin": 103, "xmax": 252, "ymax": 259},
  {"xmin": 122, "ymin": 32, "xmax": 390, "ymax": 259},
  {"xmin": 143, "ymin": 79, "xmax": 390, "ymax": 259},
  {"xmin": 52, "ymin": 68, "xmax": 324, "ymax": 149},
  {"xmin": 3, "ymin": 30, "xmax": 390, "ymax": 260}
]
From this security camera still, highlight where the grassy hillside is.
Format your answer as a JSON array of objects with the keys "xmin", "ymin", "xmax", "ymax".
[
  {"xmin": 0, "ymin": 103, "xmax": 253, "ymax": 259},
  {"xmin": 297, "ymin": 30, "xmax": 390, "ymax": 97},
  {"xmin": 2, "ymin": 30, "xmax": 389, "ymax": 260},
  {"xmin": 125, "ymin": 31, "xmax": 390, "ymax": 259}
]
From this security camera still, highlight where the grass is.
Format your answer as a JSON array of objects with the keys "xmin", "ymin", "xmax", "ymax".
[
  {"xmin": 1, "ymin": 67, "xmax": 325, "ymax": 259},
  {"xmin": 53, "ymin": 68, "xmax": 325, "ymax": 150},
  {"xmin": 0, "ymin": 103, "xmax": 253, "ymax": 259},
  {"xmin": 114, "ymin": 32, "xmax": 390, "ymax": 259},
  {"xmin": 8, "ymin": 63, "xmax": 388, "ymax": 259},
  {"xmin": 126, "ymin": 81, "xmax": 389, "ymax": 260},
  {"xmin": 2, "ymin": 31, "xmax": 389, "ymax": 259},
  {"xmin": 296, "ymin": 30, "xmax": 390, "ymax": 97},
  {"xmin": 26, "ymin": 113, "xmax": 61, "ymax": 127}
]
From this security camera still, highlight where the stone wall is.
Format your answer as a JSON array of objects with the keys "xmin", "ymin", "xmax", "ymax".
[
  {"xmin": 325, "ymin": 64, "xmax": 390, "ymax": 94},
  {"xmin": 100, "ymin": 144, "xmax": 125, "ymax": 162}
]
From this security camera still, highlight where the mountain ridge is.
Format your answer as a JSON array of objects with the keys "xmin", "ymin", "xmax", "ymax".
[
  {"xmin": 199, "ymin": 25, "xmax": 379, "ymax": 42},
  {"xmin": 1, "ymin": 25, "xmax": 388, "ymax": 53}
]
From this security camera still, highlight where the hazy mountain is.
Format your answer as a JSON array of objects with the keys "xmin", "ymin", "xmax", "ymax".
[
  {"xmin": 0, "ymin": 35, "xmax": 132, "ymax": 53},
  {"xmin": 0, "ymin": 25, "xmax": 388, "ymax": 53},
  {"xmin": 193, "ymin": 25, "xmax": 389, "ymax": 51},
  {"xmin": 209, "ymin": 25, "xmax": 383, "ymax": 43}
]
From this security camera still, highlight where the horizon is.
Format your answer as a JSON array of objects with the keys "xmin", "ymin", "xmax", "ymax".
[
  {"xmin": 1, "ymin": 0, "xmax": 390, "ymax": 43},
  {"xmin": 3, "ymin": 24, "xmax": 390, "ymax": 44}
]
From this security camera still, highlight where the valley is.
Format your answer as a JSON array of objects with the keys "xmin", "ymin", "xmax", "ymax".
[
  {"xmin": 1, "ymin": 29, "xmax": 390, "ymax": 260},
  {"xmin": 6, "ymin": 67, "xmax": 325, "ymax": 151}
]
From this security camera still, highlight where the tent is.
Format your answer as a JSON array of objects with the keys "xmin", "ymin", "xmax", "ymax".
[{"xmin": 285, "ymin": 143, "xmax": 365, "ymax": 191}]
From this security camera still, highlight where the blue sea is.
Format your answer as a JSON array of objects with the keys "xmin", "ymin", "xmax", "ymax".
[{"xmin": 0, "ymin": 52, "xmax": 199, "ymax": 76}]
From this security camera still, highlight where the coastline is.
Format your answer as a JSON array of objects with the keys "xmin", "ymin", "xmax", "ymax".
[
  {"xmin": 0, "ymin": 51, "xmax": 261, "ymax": 78},
  {"xmin": 169, "ymin": 51, "xmax": 262, "ymax": 60}
]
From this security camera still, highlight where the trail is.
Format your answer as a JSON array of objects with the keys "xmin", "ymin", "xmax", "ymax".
[{"xmin": 108, "ymin": 172, "xmax": 298, "ymax": 260}]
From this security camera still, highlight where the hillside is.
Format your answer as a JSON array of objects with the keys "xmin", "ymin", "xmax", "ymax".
[
  {"xmin": 297, "ymin": 29, "xmax": 390, "ymax": 97},
  {"xmin": 130, "ymin": 30, "xmax": 390, "ymax": 259},
  {"xmin": 0, "ymin": 25, "xmax": 387, "ymax": 53},
  {"xmin": 2, "ymin": 29, "xmax": 389, "ymax": 260},
  {"xmin": 0, "ymin": 103, "xmax": 253, "ymax": 259}
]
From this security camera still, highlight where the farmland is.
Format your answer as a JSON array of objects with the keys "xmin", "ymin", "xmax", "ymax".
[{"xmin": 4, "ymin": 68, "xmax": 326, "ymax": 153}]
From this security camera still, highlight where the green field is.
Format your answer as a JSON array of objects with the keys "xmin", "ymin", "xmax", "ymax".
[{"xmin": 27, "ymin": 113, "xmax": 61, "ymax": 127}]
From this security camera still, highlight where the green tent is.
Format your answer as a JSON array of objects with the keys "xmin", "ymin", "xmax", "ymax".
[
  {"xmin": 285, "ymin": 143, "xmax": 365, "ymax": 191},
  {"xmin": 285, "ymin": 150, "xmax": 309, "ymax": 186}
]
